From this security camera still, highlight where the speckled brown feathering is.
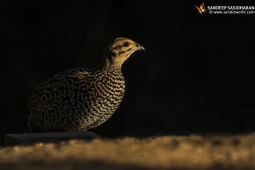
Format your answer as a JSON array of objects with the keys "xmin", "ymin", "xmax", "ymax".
[{"xmin": 27, "ymin": 37, "xmax": 145, "ymax": 132}]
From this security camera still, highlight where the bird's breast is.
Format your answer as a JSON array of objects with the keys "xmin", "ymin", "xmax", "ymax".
[
  {"xmin": 95, "ymin": 72, "xmax": 125, "ymax": 100},
  {"xmin": 80, "ymin": 71, "xmax": 125, "ymax": 116}
]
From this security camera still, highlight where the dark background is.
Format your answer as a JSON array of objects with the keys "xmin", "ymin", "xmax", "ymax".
[{"xmin": 1, "ymin": 0, "xmax": 255, "ymax": 144}]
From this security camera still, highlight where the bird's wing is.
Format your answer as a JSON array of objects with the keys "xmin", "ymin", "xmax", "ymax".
[{"xmin": 27, "ymin": 68, "xmax": 93, "ymax": 113}]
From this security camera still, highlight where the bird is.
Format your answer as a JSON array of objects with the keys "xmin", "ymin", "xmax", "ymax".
[{"xmin": 27, "ymin": 37, "xmax": 145, "ymax": 132}]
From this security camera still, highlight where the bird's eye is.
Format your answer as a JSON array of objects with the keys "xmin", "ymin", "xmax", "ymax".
[{"xmin": 123, "ymin": 42, "xmax": 129, "ymax": 47}]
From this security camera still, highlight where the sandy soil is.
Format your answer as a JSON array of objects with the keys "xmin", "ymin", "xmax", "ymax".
[{"xmin": 1, "ymin": 134, "xmax": 255, "ymax": 170}]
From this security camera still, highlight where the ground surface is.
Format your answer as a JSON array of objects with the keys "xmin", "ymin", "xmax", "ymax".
[{"xmin": 1, "ymin": 133, "xmax": 255, "ymax": 170}]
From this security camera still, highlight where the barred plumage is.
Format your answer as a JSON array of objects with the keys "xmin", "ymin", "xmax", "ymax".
[{"xmin": 27, "ymin": 37, "xmax": 145, "ymax": 132}]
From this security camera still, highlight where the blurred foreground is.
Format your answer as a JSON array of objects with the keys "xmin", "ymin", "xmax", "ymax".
[{"xmin": 1, "ymin": 133, "xmax": 255, "ymax": 170}]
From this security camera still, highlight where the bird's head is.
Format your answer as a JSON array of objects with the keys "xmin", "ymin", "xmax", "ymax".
[{"xmin": 103, "ymin": 37, "xmax": 145, "ymax": 68}]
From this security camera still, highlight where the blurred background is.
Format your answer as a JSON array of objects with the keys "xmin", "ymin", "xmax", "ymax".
[{"xmin": 1, "ymin": 0, "xmax": 255, "ymax": 144}]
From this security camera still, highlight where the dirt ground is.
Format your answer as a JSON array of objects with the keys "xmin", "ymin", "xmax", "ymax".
[{"xmin": 0, "ymin": 133, "xmax": 255, "ymax": 170}]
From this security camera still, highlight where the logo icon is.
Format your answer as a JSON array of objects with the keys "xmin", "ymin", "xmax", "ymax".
[{"xmin": 195, "ymin": 3, "xmax": 206, "ymax": 15}]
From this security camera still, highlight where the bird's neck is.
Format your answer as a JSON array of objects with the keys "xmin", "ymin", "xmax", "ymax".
[{"xmin": 96, "ymin": 58, "xmax": 122, "ymax": 73}]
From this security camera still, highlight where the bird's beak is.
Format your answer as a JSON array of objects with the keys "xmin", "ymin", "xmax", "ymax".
[{"xmin": 136, "ymin": 43, "xmax": 145, "ymax": 51}]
